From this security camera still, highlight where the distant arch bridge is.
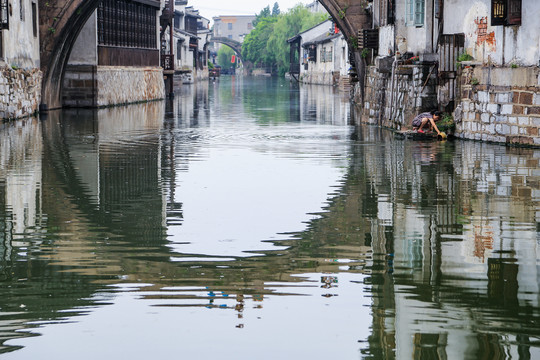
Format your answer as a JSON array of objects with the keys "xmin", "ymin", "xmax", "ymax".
[{"xmin": 38, "ymin": 0, "xmax": 369, "ymax": 110}]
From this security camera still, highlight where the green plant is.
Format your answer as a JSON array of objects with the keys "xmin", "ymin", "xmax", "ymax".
[
  {"xmin": 470, "ymin": 77, "xmax": 479, "ymax": 85},
  {"xmin": 48, "ymin": 27, "xmax": 56, "ymax": 33},
  {"xmin": 360, "ymin": 48, "xmax": 369, "ymax": 58},
  {"xmin": 338, "ymin": 6, "xmax": 348, "ymax": 19},
  {"xmin": 457, "ymin": 53, "xmax": 474, "ymax": 62},
  {"xmin": 511, "ymin": 63, "xmax": 518, "ymax": 68},
  {"xmin": 349, "ymin": 36, "xmax": 358, "ymax": 50},
  {"xmin": 438, "ymin": 113, "xmax": 455, "ymax": 133}
]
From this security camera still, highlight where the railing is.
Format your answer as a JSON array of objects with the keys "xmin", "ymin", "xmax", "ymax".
[{"xmin": 161, "ymin": 54, "xmax": 174, "ymax": 71}]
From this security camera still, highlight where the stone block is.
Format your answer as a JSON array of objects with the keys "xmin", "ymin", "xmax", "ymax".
[
  {"xmin": 481, "ymin": 113, "xmax": 491, "ymax": 123},
  {"xmin": 497, "ymin": 93, "xmax": 510, "ymax": 103},
  {"xmin": 518, "ymin": 117, "xmax": 530, "ymax": 126},
  {"xmin": 534, "ymin": 93, "xmax": 540, "ymax": 106},
  {"xmin": 511, "ymin": 125, "xmax": 519, "ymax": 135},
  {"xmin": 529, "ymin": 107, "xmax": 540, "ymax": 115},
  {"xmin": 501, "ymin": 104, "xmax": 513, "ymax": 115},
  {"xmin": 478, "ymin": 91, "xmax": 489, "ymax": 103},
  {"xmin": 509, "ymin": 116, "xmax": 518, "ymax": 124},
  {"xmin": 520, "ymin": 92, "xmax": 534, "ymax": 105},
  {"xmin": 487, "ymin": 103, "xmax": 499, "ymax": 114}
]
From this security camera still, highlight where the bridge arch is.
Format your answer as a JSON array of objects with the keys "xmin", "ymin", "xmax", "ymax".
[
  {"xmin": 38, "ymin": 0, "xmax": 368, "ymax": 110},
  {"xmin": 209, "ymin": 37, "xmax": 243, "ymax": 61},
  {"xmin": 39, "ymin": 0, "xmax": 101, "ymax": 110}
]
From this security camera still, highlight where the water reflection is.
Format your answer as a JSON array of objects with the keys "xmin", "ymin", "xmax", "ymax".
[{"xmin": 0, "ymin": 78, "xmax": 538, "ymax": 359}]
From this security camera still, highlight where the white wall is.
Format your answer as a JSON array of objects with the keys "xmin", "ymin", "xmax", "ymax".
[
  {"xmin": 1, "ymin": 0, "xmax": 40, "ymax": 68},
  {"xmin": 443, "ymin": 0, "xmax": 540, "ymax": 66}
]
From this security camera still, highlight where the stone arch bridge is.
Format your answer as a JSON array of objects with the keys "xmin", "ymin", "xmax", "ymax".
[{"xmin": 39, "ymin": 0, "xmax": 370, "ymax": 110}]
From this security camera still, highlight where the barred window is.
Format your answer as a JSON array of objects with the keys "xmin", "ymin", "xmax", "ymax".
[
  {"xmin": 1, "ymin": 0, "xmax": 8, "ymax": 30},
  {"xmin": 98, "ymin": 0, "xmax": 158, "ymax": 49},
  {"xmin": 491, "ymin": 0, "xmax": 521, "ymax": 26}
]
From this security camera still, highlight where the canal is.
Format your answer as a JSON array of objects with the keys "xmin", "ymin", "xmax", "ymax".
[{"xmin": 0, "ymin": 76, "xmax": 539, "ymax": 359}]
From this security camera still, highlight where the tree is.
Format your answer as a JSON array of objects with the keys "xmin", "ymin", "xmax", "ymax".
[
  {"xmin": 272, "ymin": 2, "xmax": 280, "ymax": 16},
  {"xmin": 217, "ymin": 46, "xmax": 237, "ymax": 70},
  {"xmin": 242, "ymin": 16, "xmax": 277, "ymax": 68},
  {"xmin": 243, "ymin": 4, "xmax": 326, "ymax": 75},
  {"xmin": 253, "ymin": 5, "xmax": 271, "ymax": 27},
  {"xmin": 266, "ymin": 5, "xmax": 327, "ymax": 76}
]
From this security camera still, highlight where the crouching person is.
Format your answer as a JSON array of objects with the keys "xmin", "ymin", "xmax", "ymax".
[{"xmin": 412, "ymin": 110, "xmax": 442, "ymax": 135}]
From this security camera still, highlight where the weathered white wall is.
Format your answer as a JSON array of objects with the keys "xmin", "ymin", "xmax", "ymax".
[
  {"xmin": 1, "ymin": 0, "xmax": 40, "ymax": 68},
  {"xmin": 379, "ymin": 25, "xmax": 395, "ymax": 57},
  {"xmin": 394, "ymin": 0, "xmax": 438, "ymax": 55},
  {"xmin": 69, "ymin": 12, "xmax": 98, "ymax": 66},
  {"xmin": 444, "ymin": 0, "xmax": 540, "ymax": 66},
  {"xmin": 96, "ymin": 67, "xmax": 165, "ymax": 107}
]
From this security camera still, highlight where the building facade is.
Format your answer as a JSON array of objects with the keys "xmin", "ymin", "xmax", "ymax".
[
  {"xmin": 212, "ymin": 15, "xmax": 256, "ymax": 51},
  {"xmin": 360, "ymin": 0, "xmax": 540, "ymax": 147},
  {"xmin": 62, "ymin": 0, "xmax": 165, "ymax": 108},
  {"xmin": 0, "ymin": 0, "xmax": 41, "ymax": 119},
  {"xmin": 289, "ymin": 20, "xmax": 351, "ymax": 89}
]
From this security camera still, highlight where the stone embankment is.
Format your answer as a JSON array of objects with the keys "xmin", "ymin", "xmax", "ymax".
[
  {"xmin": 0, "ymin": 65, "xmax": 42, "ymax": 120},
  {"xmin": 455, "ymin": 66, "xmax": 540, "ymax": 146}
]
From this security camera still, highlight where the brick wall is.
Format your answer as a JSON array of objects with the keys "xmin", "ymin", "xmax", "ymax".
[{"xmin": 455, "ymin": 66, "xmax": 540, "ymax": 146}]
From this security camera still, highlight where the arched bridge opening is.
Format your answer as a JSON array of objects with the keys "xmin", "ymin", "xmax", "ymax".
[{"xmin": 39, "ymin": 0, "xmax": 369, "ymax": 110}]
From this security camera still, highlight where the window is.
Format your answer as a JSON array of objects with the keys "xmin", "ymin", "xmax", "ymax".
[
  {"xmin": 247, "ymin": 22, "xmax": 252, "ymax": 30},
  {"xmin": 228, "ymin": 34, "xmax": 232, "ymax": 39},
  {"xmin": 1, "ymin": 0, "xmax": 8, "ymax": 30},
  {"xmin": 97, "ymin": 0, "xmax": 158, "ymax": 49},
  {"xmin": 227, "ymin": 22, "xmax": 232, "ymax": 30},
  {"xmin": 406, "ymin": 0, "xmax": 424, "ymax": 27},
  {"xmin": 177, "ymin": 39, "xmax": 183, "ymax": 60},
  {"xmin": 307, "ymin": 45, "xmax": 317, "ymax": 62},
  {"xmin": 320, "ymin": 46, "xmax": 333, "ymax": 63},
  {"xmin": 491, "ymin": 0, "xmax": 521, "ymax": 26},
  {"xmin": 378, "ymin": 0, "xmax": 395, "ymax": 26},
  {"xmin": 32, "ymin": 2, "xmax": 37, "ymax": 37}
]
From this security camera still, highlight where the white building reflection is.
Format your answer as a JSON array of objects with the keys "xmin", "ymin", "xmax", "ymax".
[
  {"xmin": 0, "ymin": 118, "xmax": 43, "ymax": 244},
  {"xmin": 299, "ymin": 84, "xmax": 351, "ymax": 125},
  {"xmin": 354, "ymin": 124, "xmax": 540, "ymax": 358}
]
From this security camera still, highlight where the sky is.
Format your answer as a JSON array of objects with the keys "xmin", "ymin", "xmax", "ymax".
[{"xmin": 192, "ymin": 0, "xmax": 314, "ymax": 23}]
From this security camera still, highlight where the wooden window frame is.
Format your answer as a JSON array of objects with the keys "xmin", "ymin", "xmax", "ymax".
[
  {"xmin": 491, "ymin": 0, "xmax": 521, "ymax": 26},
  {"xmin": 405, "ymin": 0, "xmax": 424, "ymax": 27}
]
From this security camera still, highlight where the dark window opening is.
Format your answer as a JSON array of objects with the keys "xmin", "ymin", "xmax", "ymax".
[
  {"xmin": 32, "ymin": 2, "xmax": 37, "ymax": 37},
  {"xmin": 307, "ymin": 45, "xmax": 317, "ymax": 62},
  {"xmin": 491, "ymin": 0, "xmax": 521, "ymax": 26},
  {"xmin": 379, "ymin": 0, "xmax": 395, "ymax": 26}
]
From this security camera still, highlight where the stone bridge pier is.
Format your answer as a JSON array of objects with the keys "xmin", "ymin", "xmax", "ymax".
[{"xmin": 38, "ymin": 0, "xmax": 370, "ymax": 111}]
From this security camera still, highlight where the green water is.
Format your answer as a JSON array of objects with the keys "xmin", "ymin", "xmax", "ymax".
[{"xmin": 0, "ymin": 76, "xmax": 539, "ymax": 359}]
